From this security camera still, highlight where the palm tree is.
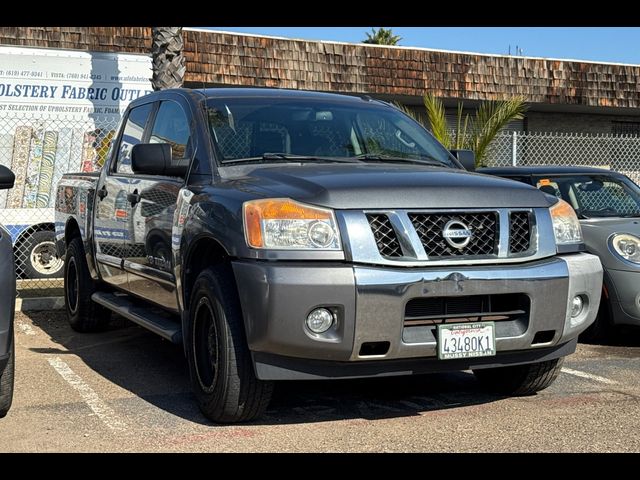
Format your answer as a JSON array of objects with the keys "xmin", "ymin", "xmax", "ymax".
[
  {"xmin": 151, "ymin": 27, "xmax": 186, "ymax": 91},
  {"xmin": 362, "ymin": 28, "xmax": 402, "ymax": 46},
  {"xmin": 417, "ymin": 94, "xmax": 527, "ymax": 166}
]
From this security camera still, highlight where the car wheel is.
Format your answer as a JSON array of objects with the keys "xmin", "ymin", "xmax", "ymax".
[
  {"xmin": 473, "ymin": 357, "xmax": 564, "ymax": 396},
  {"xmin": 21, "ymin": 230, "xmax": 65, "ymax": 279},
  {"xmin": 0, "ymin": 333, "xmax": 14, "ymax": 418},
  {"xmin": 64, "ymin": 237, "xmax": 110, "ymax": 332},
  {"xmin": 186, "ymin": 263, "xmax": 273, "ymax": 423}
]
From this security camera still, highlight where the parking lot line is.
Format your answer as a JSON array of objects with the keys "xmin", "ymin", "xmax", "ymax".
[
  {"xmin": 561, "ymin": 367, "xmax": 618, "ymax": 385},
  {"xmin": 47, "ymin": 356, "xmax": 127, "ymax": 432}
]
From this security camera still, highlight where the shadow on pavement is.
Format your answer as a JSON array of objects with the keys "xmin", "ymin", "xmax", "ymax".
[
  {"xmin": 24, "ymin": 310, "xmax": 506, "ymax": 426},
  {"xmin": 580, "ymin": 325, "xmax": 640, "ymax": 348}
]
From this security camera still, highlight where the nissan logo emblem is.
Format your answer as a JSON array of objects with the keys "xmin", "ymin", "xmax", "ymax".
[{"xmin": 442, "ymin": 219, "xmax": 473, "ymax": 249}]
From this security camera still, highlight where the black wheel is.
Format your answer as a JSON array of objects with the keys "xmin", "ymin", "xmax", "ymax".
[
  {"xmin": 473, "ymin": 357, "xmax": 564, "ymax": 396},
  {"xmin": 21, "ymin": 230, "xmax": 64, "ymax": 279},
  {"xmin": 579, "ymin": 297, "xmax": 611, "ymax": 344},
  {"xmin": 0, "ymin": 334, "xmax": 14, "ymax": 418},
  {"xmin": 186, "ymin": 264, "xmax": 273, "ymax": 423},
  {"xmin": 64, "ymin": 237, "xmax": 110, "ymax": 332}
]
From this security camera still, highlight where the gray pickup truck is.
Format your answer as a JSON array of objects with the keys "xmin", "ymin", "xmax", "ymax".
[{"xmin": 55, "ymin": 87, "xmax": 603, "ymax": 423}]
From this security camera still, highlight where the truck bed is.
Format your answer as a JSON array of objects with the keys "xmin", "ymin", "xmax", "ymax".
[{"xmin": 54, "ymin": 172, "xmax": 101, "ymax": 258}]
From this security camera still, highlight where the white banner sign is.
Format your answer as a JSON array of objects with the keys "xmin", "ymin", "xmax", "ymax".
[{"xmin": 0, "ymin": 46, "xmax": 152, "ymax": 117}]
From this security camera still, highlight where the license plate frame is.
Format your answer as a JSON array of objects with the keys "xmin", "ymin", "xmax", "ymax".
[{"xmin": 437, "ymin": 322, "xmax": 496, "ymax": 360}]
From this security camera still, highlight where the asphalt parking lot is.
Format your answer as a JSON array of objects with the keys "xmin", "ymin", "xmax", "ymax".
[{"xmin": 2, "ymin": 309, "xmax": 640, "ymax": 452}]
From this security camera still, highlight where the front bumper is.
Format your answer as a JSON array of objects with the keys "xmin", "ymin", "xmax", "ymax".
[
  {"xmin": 604, "ymin": 268, "xmax": 640, "ymax": 326},
  {"xmin": 233, "ymin": 253, "xmax": 602, "ymax": 380}
]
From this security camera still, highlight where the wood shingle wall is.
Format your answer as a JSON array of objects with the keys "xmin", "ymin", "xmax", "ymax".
[{"xmin": 1, "ymin": 27, "xmax": 639, "ymax": 109}]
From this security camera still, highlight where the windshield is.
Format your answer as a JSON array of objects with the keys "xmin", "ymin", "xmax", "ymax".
[
  {"xmin": 205, "ymin": 96, "xmax": 457, "ymax": 168},
  {"xmin": 533, "ymin": 174, "xmax": 640, "ymax": 218}
]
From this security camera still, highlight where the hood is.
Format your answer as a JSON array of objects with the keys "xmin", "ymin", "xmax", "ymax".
[{"xmin": 221, "ymin": 163, "xmax": 555, "ymax": 209}]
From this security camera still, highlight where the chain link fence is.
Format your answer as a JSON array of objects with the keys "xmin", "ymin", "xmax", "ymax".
[
  {"xmin": 484, "ymin": 131, "xmax": 640, "ymax": 184},
  {"xmin": 0, "ymin": 113, "xmax": 119, "ymax": 293},
  {"xmin": 2, "ymin": 114, "xmax": 640, "ymax": 294}
]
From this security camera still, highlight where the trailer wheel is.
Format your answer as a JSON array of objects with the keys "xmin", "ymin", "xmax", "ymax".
[{"xmin": 21, "ymin": 230, "xmax": 64, "ymax": 279}]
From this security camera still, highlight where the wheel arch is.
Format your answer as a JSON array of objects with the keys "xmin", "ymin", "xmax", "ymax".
[
  {"xmin": 180, "ymin": 234, "xmax": 232, "ymax": 353},
  {"xmin": 181, "ymin": 234, "xmax": 232, "ymax": 313}
]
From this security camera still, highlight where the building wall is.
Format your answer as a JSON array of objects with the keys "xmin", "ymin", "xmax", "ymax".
[
  {"xmin": 526, "ymin": 112, "xmax": 640, "ymax": 134},
  {"xmin": 1, "ymin": 27, "xmax": 640, "ymax": 110},
  {"xmin": 2, "ymin": 27, "xmax": 640, "ymax": 135}
]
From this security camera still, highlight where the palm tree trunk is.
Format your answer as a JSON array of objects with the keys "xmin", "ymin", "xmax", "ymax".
[{"xmin": 151, "ymin": 27, "xmax": 186, "ymax": 91}]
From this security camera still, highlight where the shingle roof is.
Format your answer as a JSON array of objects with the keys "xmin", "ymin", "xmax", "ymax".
[{"xmin": 2, "ymin": 27, "xmax": 639, "ymax": 109}]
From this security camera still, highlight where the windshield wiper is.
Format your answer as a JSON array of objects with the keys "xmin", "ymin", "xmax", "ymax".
[
  {"xmin": 221, "ymin": 153, "xmax": 363, "ymax": 165},
  {"xmin": 353, "ymin": 154, "xmax": 447, "ymax": 167}
]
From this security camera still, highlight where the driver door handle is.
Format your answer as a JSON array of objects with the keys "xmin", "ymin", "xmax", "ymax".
[{"xmin": 127, "ymin": 189, "xmax": 141, "ymax": 206}]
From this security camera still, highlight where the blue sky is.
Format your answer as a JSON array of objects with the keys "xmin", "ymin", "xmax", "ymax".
[{"xmin": 202, "ymin": 27, "xmax": 640, "ymax": 65}]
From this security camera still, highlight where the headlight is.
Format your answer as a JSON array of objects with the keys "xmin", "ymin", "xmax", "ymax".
[
  {"xmin": 243, "ymin": 198, "xmax": 341, "ymax": 250},
  {"xmin": 610, "ymin": 233, "xmax": 640, "ymax": 264},
  {"xmin": 549, "ymin": 199, "xmax": 583, "ymax": 245}
]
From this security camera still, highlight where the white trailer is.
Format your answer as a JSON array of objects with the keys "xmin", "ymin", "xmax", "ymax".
[{"xmin": 0, "ymin": 45, "xmax": 152, "ymax": 279}]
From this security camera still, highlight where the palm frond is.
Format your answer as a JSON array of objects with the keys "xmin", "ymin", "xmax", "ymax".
[
  {"xmin": 454, "ymin": 102, "xmax": 472, "ymax": 150},
  {"xmin": 472, "ymin": 96, "xmax": 527, "ymax": 163},
  {"xmin": 423, "ymin": 93, "xmax": 452, "ymax": 149}
]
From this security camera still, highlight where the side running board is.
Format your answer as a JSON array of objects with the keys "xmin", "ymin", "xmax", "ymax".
[{"xmin": 91, "ymin": 291, "xmax": 182, "ymax": 344}]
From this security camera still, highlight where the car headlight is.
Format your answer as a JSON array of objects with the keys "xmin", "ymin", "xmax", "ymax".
[
  {"xmin": 243, "ymin": 198, "xmax": 341, "ymax": 250},
  {"xmin": 549, "ymin": 199, "xmax": 583, "ymax": 245},
  {"xmin": 610, "ymin": 233, "xmax": 640, "ymax": 264}
]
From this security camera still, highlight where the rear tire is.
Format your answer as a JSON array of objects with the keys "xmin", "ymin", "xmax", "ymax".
[
  {"xmin": 473, "ymin": 357, "xmax": 564, "ymax": 396},
  {"xmin": 21, "ymin": 230, "xmax": 64, "ymax": 279},
  {"xmin": 0, "ymin": 334, "xmax": 15, "ymax": 418},
  {"xmin": 186, "ymin": 264, "xmax": 273, "ymax": 423},
  {"xmin": 64, "ymin": 237, "xmax": 110, "ymax": 332}
]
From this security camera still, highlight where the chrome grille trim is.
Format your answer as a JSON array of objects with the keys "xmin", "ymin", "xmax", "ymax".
[{"xmin": 338, "ymin": 208, "xmax": 554, "ymax": 267}]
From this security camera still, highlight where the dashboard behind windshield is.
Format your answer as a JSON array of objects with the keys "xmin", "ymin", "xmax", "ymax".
[
  {"xmin": 205, "ymin": 97, "xmax": 457, "ymax": 168},
  {"xmin": 533, "ymin": 174, "xmax": 640, "ymax": 218}
]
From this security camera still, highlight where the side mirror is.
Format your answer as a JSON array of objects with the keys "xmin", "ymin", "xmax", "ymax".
[
  {"xmin": 0, "ymin": 165, "xmax": 15, "ymax": 190},
  {"xmin": 450, "ymin": 149, "xmax": 476, "ymax": 172},
  {"xmin": 131, "ymin": 143, "xmax": 188, "ymax": 177}
]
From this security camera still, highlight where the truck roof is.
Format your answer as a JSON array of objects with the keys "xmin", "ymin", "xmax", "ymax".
[
  {"xmin": 199, "ymin": 87, "xmax": 370, "ymax": 102},
  {"xmin": 128, "ymin": 87, "xmax": 381, "ymax": 109},
  {"xmin": 479, "ymin": 166, "xmax": 624, "ymax": 177}
]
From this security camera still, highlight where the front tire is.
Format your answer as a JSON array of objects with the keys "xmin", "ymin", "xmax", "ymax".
[
  {"xmin": 473, "ymin": 357, "xmax": 564, "ymax": 395},
  {"xmin": 64, "ymin": 237, "xmax": 110, "ymax": 332},
  {"xmin": 186, "ymin": 264, "xmax": 273, "ymax": 423},
  {"xmin": 0, "ymin": 334, "xmax": 15, "ymax": 418}
]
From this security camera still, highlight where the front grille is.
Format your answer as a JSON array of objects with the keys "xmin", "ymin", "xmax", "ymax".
[
  {"xmin": 409, "ymin": 212, "xmax": 498, "ymax": 258},
  {"xmin": 366, "ymin": 214, "xmax": 402, "ymax": 257},
  {"xmin": 509, "ymin": 211, "xmax": 531, "ymax": 254},
  {"xmin": 404, "ymin": 293, "xmax": 530, "ymax": 326}
]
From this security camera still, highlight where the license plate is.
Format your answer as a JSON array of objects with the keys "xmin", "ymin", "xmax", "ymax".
[{"xmin": 437, "ymin": 322, "xmax": 496, "ymax": 360}]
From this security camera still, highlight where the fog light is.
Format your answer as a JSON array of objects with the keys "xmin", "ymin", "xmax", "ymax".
[
  {"xmin": 306, "ymin": 308, "xmax": 334, "ymax": 334},
  {"xmin": 571, "ymin": 295, "xmax": 584, "ymax": 318}
]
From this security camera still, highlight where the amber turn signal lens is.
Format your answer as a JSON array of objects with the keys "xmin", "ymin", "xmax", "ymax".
[{"xmin": 243, "ymin": 198, "xmax": 337, "ymax": 249}]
